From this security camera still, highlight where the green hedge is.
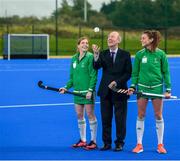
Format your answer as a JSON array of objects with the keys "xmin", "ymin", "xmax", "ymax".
[{"xmin": 0, "ymin": 25, "xmax": 180, "ymax": 56}]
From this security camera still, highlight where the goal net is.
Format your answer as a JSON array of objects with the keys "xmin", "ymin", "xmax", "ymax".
[{"xmin": 3, "ymin": 34, "xmax": 49, "ymax": 60}]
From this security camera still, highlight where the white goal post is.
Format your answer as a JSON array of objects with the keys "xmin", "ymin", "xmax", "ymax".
[{"xmin": 4, "ymin": 34, "xmax": 49, "ymax": 60}]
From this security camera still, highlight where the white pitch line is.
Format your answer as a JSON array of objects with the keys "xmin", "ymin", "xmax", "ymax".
[
  {"xmin": 0, "ymin": 99, "xmax": 179, "ymax": 109},
  {"xmin": 0, "ymin": 103, "xmax": 75, "ymax": 108},
  {"xmin": 0, "ymin": 69, "xmax": 63, "ymax": 72}
]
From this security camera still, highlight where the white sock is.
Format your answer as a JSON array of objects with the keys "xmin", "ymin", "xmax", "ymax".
[
  {"xmin": 156, "ymin": 119, "xmax": 164, "ymax": 144},
  {"xmin": 78, "ymin": 118, "xmax": 86, "ymax": 142},
  {"xmin": 136, "ymin": 117, "xmax": 145, "ymax": 144},
  {"xmin": 89, "ymin": 119, "xmax": 98, "ymax": 143}
]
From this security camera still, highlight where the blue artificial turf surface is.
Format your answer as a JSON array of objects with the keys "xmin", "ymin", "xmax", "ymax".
[{"xmin": 0, "ymin": 58, "xmax": 180, "ymax": 160}]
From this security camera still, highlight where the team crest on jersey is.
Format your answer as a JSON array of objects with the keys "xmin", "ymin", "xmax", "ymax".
[
  {"xmin": 154, "ymin": 58, "xmax": 159, "ymax": 63},
  {"xmin": 142, "ymin": 56, "xmax": 147, "ymax": 63},
  {"xmin": 73, "ymin": 62, "xmax": 77, "ymax": 68},
  {"xmin": 81, "ymin": 62, "xmax": 85, "ymax": 68}
]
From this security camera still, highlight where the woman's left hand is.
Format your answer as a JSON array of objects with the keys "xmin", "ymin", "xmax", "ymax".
[
  {"xmin": 164, "ymin": 92, "xmax": 171, "ymax": 99},
  {"xmin": 86, "ymin": 91, "xmax": 92, "ymax": 100}
]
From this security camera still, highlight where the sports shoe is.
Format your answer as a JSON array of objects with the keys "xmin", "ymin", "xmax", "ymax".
[
  {"xmin": 83, "ymin": 141, "xmax": 97, "ymax": 150},
  {"xmin": 132, "ymin": 144, "xmax": 143, "ymax": 153},
  {"xmin": 157, "ymin": 144, "xmax": 167, "ymax": 154},
  {"xmin": 72, "ymin": 139, "xmax": 87, "ymax": 148}
]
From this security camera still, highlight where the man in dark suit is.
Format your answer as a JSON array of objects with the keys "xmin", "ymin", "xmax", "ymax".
[{"xmin": 92, "ymin": 31, "xmax": 132, "ymax": 151}]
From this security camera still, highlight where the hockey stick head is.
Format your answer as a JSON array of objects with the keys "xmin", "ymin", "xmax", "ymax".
[{"xmin": 38, "ymin": 81, "xmax": 44, "ymax": 88}]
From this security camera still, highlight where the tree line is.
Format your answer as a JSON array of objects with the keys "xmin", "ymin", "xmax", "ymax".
[{"xmin": 0, "ymin": 0, "xmax": 180, "ymax": 28}]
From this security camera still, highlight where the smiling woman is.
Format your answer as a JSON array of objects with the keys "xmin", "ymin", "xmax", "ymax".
[
  {"xmin": 59, "ymin": 36, "xmax": 98, "ymax": 150},
  {"xmin": 129, "ymin": 30, "xmax": 172, "ymax": 154}
]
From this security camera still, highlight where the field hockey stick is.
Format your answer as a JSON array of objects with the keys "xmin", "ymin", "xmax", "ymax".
[
  {"xmin": 134, "ymin": 91, "xmax": 177, "ymax": 99},
  {"xmin": 38, "ymin": 81, "xmax": 86, "ymax": 98},
  {"xmin": 110, "ymin": 86, "xmax": 177, "ymax": 99}
]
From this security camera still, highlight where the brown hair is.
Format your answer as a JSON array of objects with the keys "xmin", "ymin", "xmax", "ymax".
[
  {"xmin": 76, "ymin": 37, "xmax": 89, "ymax": 52},
  {"xmin": 77, "ymin": 36, "xmax": 89, "ymax": 45},
  {"xmin": 143, "ymin": 30, "xmax": 161, "ymax": 51}
]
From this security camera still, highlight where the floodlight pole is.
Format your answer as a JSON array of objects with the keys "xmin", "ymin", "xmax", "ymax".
[
  {"xmin": 164, "ymin": 0, "xmax": 168, "ymax": 53},
  {"xmin": 5, "ymin": 9, "xmax": 9, "ymax": 34},
  {"xmin": 84, "ymin": 0, "xmax": 87, "ymax": 22},
  {"xmin": 55, "ymin": 0, "xmax": 59, "ymax": 55}
]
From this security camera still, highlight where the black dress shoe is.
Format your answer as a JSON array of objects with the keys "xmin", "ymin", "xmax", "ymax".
[
  {"xmin": 100, "ymin": 144, "xmax": 111, "ymax": 151},
  {"xmin": 113, "ymin": 144, "xmax": 123, "ymax": 152}
]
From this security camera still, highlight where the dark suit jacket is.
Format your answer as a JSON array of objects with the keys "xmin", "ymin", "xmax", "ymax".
[{"xmin": 93, "ymin": 48, "xmax": 132, "ymax": 99}]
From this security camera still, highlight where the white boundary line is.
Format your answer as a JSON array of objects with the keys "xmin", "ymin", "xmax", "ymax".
[
  {"xmin": 1, "ymin": 55, "xmax": 180, "ymax": 59},
  {"xmin": 2, "ymin": 160, "xmax": 179, "ymax": 161},
  {"xmin": 1, "ymin": 160, "xmax": 179, "ymax": 161},
  {"xmin": 0, "ymin": 99, "xmax": 179, "ymax": 109},
  {"xmin": 0, "ymin": 103, "xmax": 75, "ymax": 108}
]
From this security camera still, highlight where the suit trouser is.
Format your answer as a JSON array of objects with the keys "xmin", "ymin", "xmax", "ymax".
[{"xmin": 100, "ymin": 94, "xmax": 127, "ymax": 146}]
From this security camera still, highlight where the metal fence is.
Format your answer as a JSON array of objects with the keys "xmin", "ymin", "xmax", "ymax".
[
  {"xmin": 0, "ymin": 24, "xmax": 180, "ymax": 56},
  {"xmin": 0, "ymin": 0, "xmax": 180, "ymax": 56}
]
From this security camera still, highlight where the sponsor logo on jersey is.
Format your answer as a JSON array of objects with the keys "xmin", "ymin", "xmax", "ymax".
[{"xmin": 73, "ymin": 62, "xmax": 77, "ymax": 68}]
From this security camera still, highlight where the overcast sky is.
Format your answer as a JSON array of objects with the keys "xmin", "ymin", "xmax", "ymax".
[{"xmin": 0, "ymin": 0, "xmax": 111, "ymax": 18}]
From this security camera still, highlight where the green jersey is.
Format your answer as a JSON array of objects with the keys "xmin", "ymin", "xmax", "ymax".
[
  {"xmin": 65, "ymin": 51, "xmax": 97, "ymax": 104},
  {"xmin": 130, "ymin": 48, "xmax": 171, "ymax": 97}
]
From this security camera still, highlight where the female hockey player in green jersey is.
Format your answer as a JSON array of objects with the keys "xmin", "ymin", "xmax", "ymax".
[
  {"xmin": 128, "ymin": 30, "xmax": 171, "ymax": 154},
  {"xmin": 60, "ymin": 37, "xmax": 98, "ymax": 150}
]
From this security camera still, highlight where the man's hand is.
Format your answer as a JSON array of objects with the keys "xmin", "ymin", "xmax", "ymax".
[
  {"xmin": 59, "ymin": 88, "xmax": 67, "ymax": 94},
  {"xmin": 108, "ymin": 81, "xmax": 117, "ymax": 89},
  {"xmin": 86, "ymin": 91, "xmax": 92, "ymax": 100},
  {"xmin": 92, "ymin": 44, "xmax": 100, "ymax": 58}
]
